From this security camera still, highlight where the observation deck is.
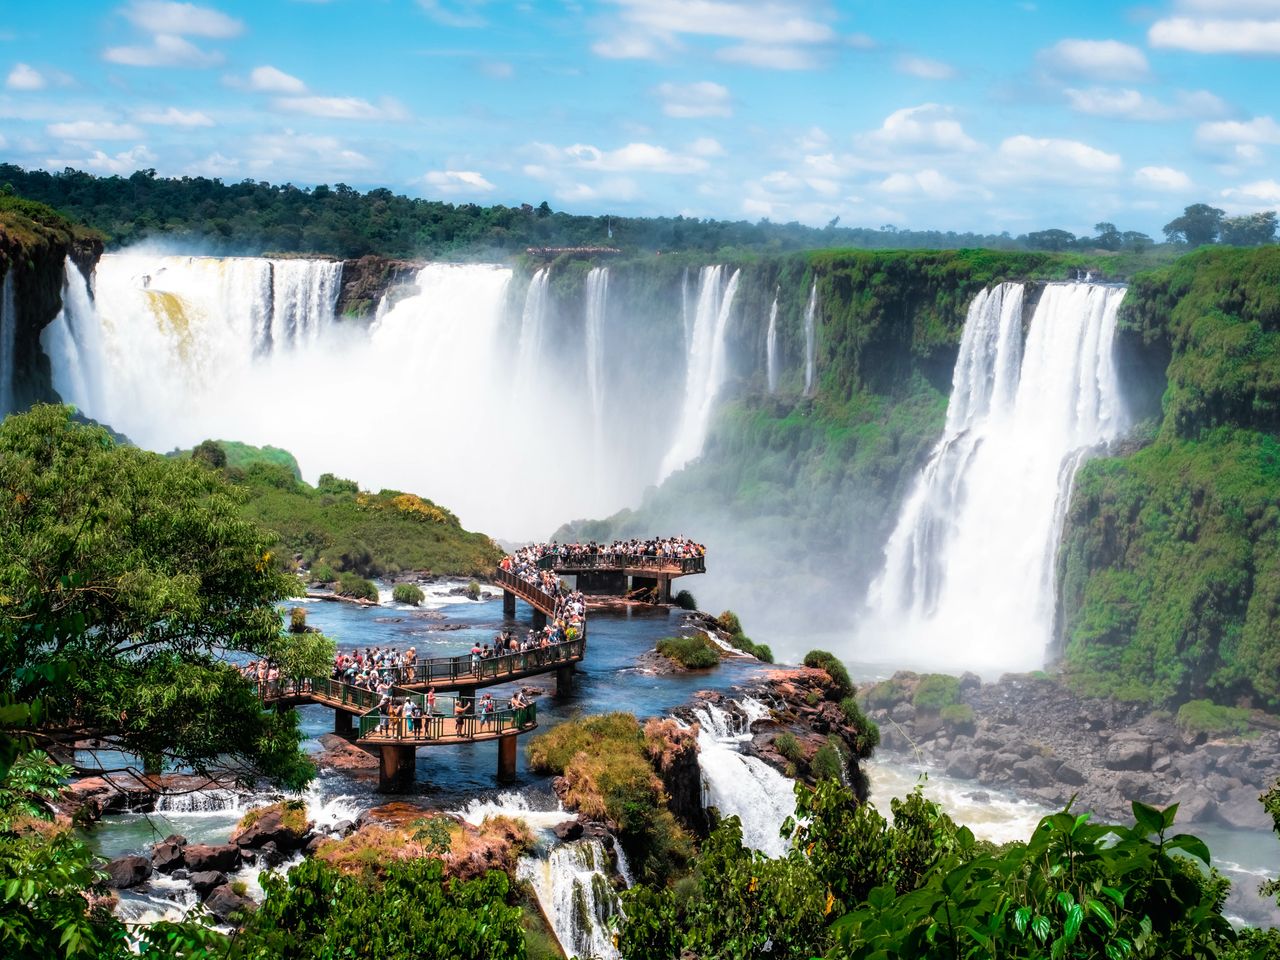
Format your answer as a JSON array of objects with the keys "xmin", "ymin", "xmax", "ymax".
[{"xmin": 529, "ymin": 549, "xmax": 706, "ymax": 603}]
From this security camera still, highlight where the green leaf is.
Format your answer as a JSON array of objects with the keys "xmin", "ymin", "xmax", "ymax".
[
  {"xmin": 1131, "ymin": 800, "xmax": 1164, "ymax": 836},
  {"xmin": 1064, "ymin": 903, "xmax": 1084, "ymax": 943},
  {"xmin": 1015, "ymin": 906, "xmax": 1031, "ymax": 934},
  {"xmin": 1032, "ymin": 915, "xmax": 1051, "ymax": 942},
  {"xmin": 1087, "ymin": 898, "xmax": 1116, "ymax": 930}
]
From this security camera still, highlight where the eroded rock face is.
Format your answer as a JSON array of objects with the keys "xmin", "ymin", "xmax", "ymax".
[
  {"xmin": 335, "ymin": 255, "xmax": 422, "ymax": 319},
  {"xmin": 204, "ymin": 883, "xmax": 254, "ymax": 922},
  {"xmin": 105, "ymin": 854, "xmax": 152, "ymax": 889},
  {"xmin": 643, "ymin": 718, "xmax": 708, "ymax": 836},
  {"xmin": 229, "ymin": 804, "xmax": 311, "ymax": 852},
  {"xmin": 182, "ymin": 843, "xmax": 241, "ymax": 874}
]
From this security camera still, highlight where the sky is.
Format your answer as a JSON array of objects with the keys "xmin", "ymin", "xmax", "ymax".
[{"xmin": 2, "ymin": 0, "xmax": 1279, "ymax": 237}]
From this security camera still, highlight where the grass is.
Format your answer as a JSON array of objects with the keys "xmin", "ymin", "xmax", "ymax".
[
  {"xmin": 838, "ymin": 697, "xmax": 881, "ymax": 759},
  {"xmin": 774, "ymin": 731, "xmax": 804, "ymax": 764},
  {"xmin": 392, "ymin": 583, "xmax": 425, "ymax": 606},
  {"xmin": 656, "ymin": 635, "xmax": 721, "ymax": 670},
  {"xmin": 803, "ymin": 650, "xmax": 854, "ymax": 700},
  {"xmin": 236, "ymin": 800, "xmax": 308, "ymax": 837},
  {"xmin": 1175, "ymin": 699, "xmax": 1256, "ymax": 738},
  {"xmin": 912, "ymin": 675, "xmax": 962, "ymax": 713}
]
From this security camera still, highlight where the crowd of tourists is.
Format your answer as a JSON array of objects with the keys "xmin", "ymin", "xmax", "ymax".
[
  {"xmin": 369, "ymin": 687, "xmax": 535, "ymax": 740},
  {"xmin": 518, "ymin": 536, "xmax": 706, "ymax": 567},
  {"xmin": 500, "ymin": 546, "xmax": 588, "ymax": 634}
]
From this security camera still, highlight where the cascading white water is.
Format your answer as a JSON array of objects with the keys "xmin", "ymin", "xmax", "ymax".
[
  {"xmin": 803, "ymin": 280, "xmax": 817, "ymax": 395},
  {"xmin": 657, "ymin": 266, "xmax": 741, "ymax": 482},
  {"xmin": 519, "ymin": 839, "xmax": 624, "ymax": 960},
  {"xmin": 514, "ymin": 267, "xmax": 550, "ymax": 395},
  {"xmin": 765, "ymin": 292, "xmax": 779, "ymax": 393},
  {"xmin": 0, "ymin": 270, "xmax": 16, "ymax": 415},
  {"xmin": 681, "ymin": 267, "xmax": 693, "ymax": 350},
  {"xmin": 584, "ymin": 267, "xmax": 609, "ymax": 456},
  {"xmin": 862, "ymin": 282, "xmax": 1129, "ymax": 673}
]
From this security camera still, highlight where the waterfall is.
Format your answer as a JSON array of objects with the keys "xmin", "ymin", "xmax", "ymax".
[
  {"xmin": 0, "ymin": 271, "xmax": 15, "ymax": 415},
  {"xmin": 584, "ymin": 267, "xmax": 609, "ymax": 456},
  {"xmin": 519, "ymin": 839, "xmax": 624, "ymax": 960},
  {"xmin": 514, "ymin": 267, "xmax": 550, "ymax": 394},
  {"xmin": 803, "ymin": 280, "xmax": 817, "ymax": 395},
  {"xmin": 681, "ymin": 267, "xmax": 693, "ymax": 350},
  {"xmin": 270, "ymin": 259, "xmax": 343, "ymax": 350},
  {"xmin": 765, "ymin": 292, "xmax": 779, "ymax": 393},
  {"xmin": 863, "ymin": 282, "xmax": 1129, "ymax": 673},
  {"xmin": 657, "ymin": 265, "xmax": 741, "ymax": 482}
]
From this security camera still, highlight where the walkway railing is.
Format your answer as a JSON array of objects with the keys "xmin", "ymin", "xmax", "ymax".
[
  {"xmin": 493, "ymin": 567, "xmax": 561, "ymax": 614},
  {"xmin": 357, "ymin": 699, "xmax": 537, "ymax": 741},
  {"xmin": 258, "ymin": 676, "xmax": 383, "ymax": 710},
  {"xmin": 405, "ymin": 637, "xmax": 584, "ymax": 685},
  {"xmin": 535, "ymin": 552, "xmax": 706, "ymax": 574}
]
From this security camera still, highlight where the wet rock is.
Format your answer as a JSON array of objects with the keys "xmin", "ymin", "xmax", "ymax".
[
  {"xmin": 1012, "ymin": 756, "xmax": 1059, "ymax": 789},
  {"xmin": 330, "ymin": 819, "xmax": 355, "ymax": 837},
  {"xmin": 171, "ymin": 868, "xmax": 190, "ymax": 881},
  {"xmin": 151, "ymin": 841, "xmax": 185, "ymax": 873},
  {"xmin": 257, "ymin": 841, "xmax": 287, "ymax": 867},
  {"xmin": 304, "ymin": 835, "xmax": 326, "ymax": 857},
  {"xmin": 230, "ymin": 804, "xmax": 310, "ymax": 852},
  {"xmin": 890, "ymin": 702, "xmax": 916, "ymax": 723},
  {"xmin": 945, "ymin": 751, "xmax": 980, "ymax": 780},
  {"xmin": 1104, "ymin": 737, "xmax": 1152, "ymax": 772},
  {"xmin": 106, "ymin": 855, "xmax": 152, "ymax": 889},
  {"xmin": 552, "ymin": 820, "xmax": 584, "ymax": 842},
  {"xmin": 204, "ymin": 883, "xmax": 254, "ymax": 922},
  {"xmin": 189, "ymin": 870, "xmax": 228, "ymax": 899},
  {"xmin": 1215, "ymin": 787, "xmax": 1270, "ymax": 831},
  {"xmin": 58, "ymin": 776, "xmax": 156, "ymax": 822},
  {"xmin": 183, "ymin": 843, "xmax": 241, "ymax": 873}
]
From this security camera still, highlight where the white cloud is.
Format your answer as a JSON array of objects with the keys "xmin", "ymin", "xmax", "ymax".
[
  {"xmin": 273, "ymin": 95, "xmax": 408, "ymax": 121},
  {"xmin": 557, "ymin": 141, "xmax": 710, "ymax": 174},
  {"xmin": 879, "ymin": 168, "xmax": 965, "ymax": 199},
  {"xmin": 689, "ymin": 136, "xmax": 724, "ymax": 156},
  {"xmin": 895, "ymin": 55, "xmax": 956, "ymax": 80},
  {"xmin": 478, "ymin": 60, "xmax": 513, "ymax": 79},
  {"xmin": 247, "ymin": 65, "xmax": 307, "ymax": 93},
  {"xmin": 866, "ymin": 104, "xmax": 978, "ymax": 154},
  {"xmin": 6, "ymin": 63, "xmax": 45, "ymax": 90},
  {"xmin": 1038, "ymin": 38, "xmax": 1149, "ymax": 80},
  {"xmin": 246, "ymin": 131, "xmax": 373, "ymax": 173},
  {"xmin": 48, "ymin": 120, "xmax": 144, "ymax": 140},
  {"xmin": 49, "ymin": 144, "xmax": 157, "ymax": 175},
  {"xmin": 422, "ymin": 169, "xmax": 496, "ymax": 194},
  {"xmin": 1064, "ymin": 88, "xmax": 1165, "ymax": 120},
  {"xmin": 134, "ymin": 106, "xmax": 214, "ymax": 126},
  {"xmin": 120, "ymin": 1, "xmax": 244, "ymax": 37},
  {"xmin": 1221, "ymin": 178, "xmax": 1280, "ymax": 205},
  {"xmin": 992, "ymin": 135, "xmax": 1123, "ymax": 183},
  {"xmin": 653, "ymin": 81, "xmax": 732, "ymax": 118},
  {"xmin": 592, "ymin": 0, "xmax": 837, "ymax": 70},
  {"xmin": 1150, "ymin": 16, "xmax": 1280, "ymax": 54},
  {"xmin": 417, "ymin": 0, "xmax": 488, "ymax": 28},
  {"xmin": 104, "ymin": 34, "xmax": 223, "ymax": 68},
  {"xmin": 1134, "ymin": 165, "xmax": 1193, "ymax": 191},
  {"xmin": 185, "ymin": 152, "xmax": 241, "ymax": 177},
  {"xmin": 555, "ymin": 178, "xmax": 639, "ymax": 203},
  {"xmin": 1197, "ymin": 115, "xmax": 1280, "ymax": 145}
]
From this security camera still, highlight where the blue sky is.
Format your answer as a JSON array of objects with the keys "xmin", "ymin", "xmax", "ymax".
[{"xmin": 2, "ymin": 0, "xmax": 1279, "ymax": 236}]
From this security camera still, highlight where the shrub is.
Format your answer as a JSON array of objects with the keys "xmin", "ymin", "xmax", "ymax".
[
  {"xmin": 674, "ymin": 589, "xmax": 697, "ymax": 610},
  {"xmin": 230, "ymin": 879, "xmax": 249, "ymax": 897},
  {"xmin": 310, "ymin": 562, "xmax": 336, "ymax": 584},
  {"xmin": 803, "ymin": 650, "xmax": 853, "ymax": 700},
  {"xmin": 838, "ymin": 697, "xmax": 881, "ymax": 758},
  {"xmin": 393, "ymin": 583, "xmax": 425, "ymax": 606},
  {"xmin": 912, "ymin": 674, "xmax": 961, "ymax": 713},
  {"xmin": 810, "ymin": 739, "xmax": 846, "ymax": 783},
  {"xmin": 288, "ymin": 606, "xmax": 308, "ymax": 633},
  {"xmin": 336, "ymin": 571, "xmax": 379, "ymax": 602},
  {"xmin": 717, "ymin": 610, "xmax": 742, "ymax": 635},
  {"xmin": 465, "ymin": 580, "xmax": 482, "ymax": 601},
  {"xmin": 1176, "ymin": 699, "xmax": 1255, "ymax": 737},
  {"xmin": 192, "ymin": 438, "xmax": 227, "ymax": 469},
  {"xmin": 939, "ymin": 703, "xmax": 975, "ymax": 731},
  {"xmin": 656, "ymin": 635, "xmax": 720, "ymax": 670},
  {"xmin": 774, "ymin": 731, "xmax": 804, "ymax": 764},
  {"xmin": 728, "ymin": 634, "xmax": 775, "ymax": 663},
  {"xmin": 863, "ymin": 678, "xmax": 910, "ymax": 710}
]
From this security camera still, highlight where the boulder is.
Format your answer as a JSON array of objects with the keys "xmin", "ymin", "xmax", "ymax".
[
  {"xmin": 945, "ymin": 751, "xmax": 980, "ymax": 781},
  {"xmin": 1215, "ymin": 787, "xmax": 1270, "ymax": 831},
  {"xmin": 204, "ymin": 884, "xmax": 254, "ymax": 922},
  {"xmin": 1104, "ymin": 738, "xmax": 1152, "ymax": 772},
  {"xmin": 257, "ymin": 841, "xmax": 287, "ymax": 867},
  {"xmin": 171, "ymin": 868, "xmax": 190, "ymax": 881},
  {"xmin": 553, "ymin": 820, "xmax": 584, "ymax": 842},
  {"xmin": 189, "ymin": 870, "xmax": 228, "ymax": 899},
  {"xmin": 330, "ymin": 819, "xmax": 355, "ymax": 837},
  {"xmin": 183, "ymin": 843, "xmax": 241, "ymax": 873},
  {"xmin": 106, "ymin": 855, "xmax": 152, "ymax": 889},
  {"xmin": 151, "ymin": 841, "xmax": 185, "ymax": 873},
  {"xmin": 1055, "ymin": 763, "xmax": 1086, "ymax": 786},
  {"xmin": 230, "ymin": 804, "xmax": 310, "ymax": 852},
  {"xmin": 1012, "ymin": 756, "xmax": 1059, "ymax": 789},
  {"xmin": 890, "ymin": 702, "xmax": 916, "ymax": 724}
]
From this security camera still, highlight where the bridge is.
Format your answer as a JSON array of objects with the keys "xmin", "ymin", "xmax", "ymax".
[
  {"xmin": 528, "ymin": 549, "xmax": 706, "ymax": 603},
  {"xmin": 262, "ymin": 568, "xmax": 577, "ymax": 791}
]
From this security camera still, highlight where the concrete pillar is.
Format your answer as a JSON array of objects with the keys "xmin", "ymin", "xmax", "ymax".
[
  {"xmin": 659, "ymin": 575, "xmax": 673, "ymax": 603},
  {"xmin": 555, "ymin": 664, "xmax": 573, "ymax": 698},
  {"xmin": 333, "ymin": 709, "xmax": 354, "ymax": 737},
  {"xmin": 497, "ymin": 734, "xmax": 518, "ymax": 781},
  {"xmin": 378, "ymin": 745, "xmax": 415, "ymax": 792},
  {"xmin": 503, "ymin": 590, "xmax": 515, "ymax": 616},
  {"xmin": 532, "ymin": 609, "xmax": 547, "ymax": 630}
]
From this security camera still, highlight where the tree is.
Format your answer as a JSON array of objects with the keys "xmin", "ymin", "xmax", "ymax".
[
  {"xmin": 1094, "ymin": 221, "xmax": 1122, "ymax": 251},
  {"xmin": 0, "ymin": 405, "xmax": 313, "ymax": 788},
  {"xmin": 191, "ymin": 439, "xmax": 227, "ymax": 469},
  {"xmin": 1220, "ymin": 211, "xmax": 1277, "ymax": 246},
  {"xmin": 1163, "ymin": 203, "xmax": 1224, "ymax": 246},
  {"xmin": 1121, "ymin": 230, "xmax": 1153, "ymax": 253},
  {"xmin": 1025, "ymin": 229, "xmax": 1076, "ymax": 251}
]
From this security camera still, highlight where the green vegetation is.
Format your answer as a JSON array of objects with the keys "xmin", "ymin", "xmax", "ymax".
[
  {"xmin": 774, "ymin": 731, "xmax": 803, "ymax": 764},
  {"xmin": 912, "ymin": 674, "xmax": 962, "ymax": 712},
  {"xmin": 839, "ymin": 697, "xmax": 882, "ymax": 758},
  {"xmin": 392, "ymin": 583, "xmax": 425, "ymax": 606},
  {"xmin": 527, "ymin": 714, "xmax": 692, "ymax": 885},
  {"xmin": 177, "ymin": 438, "xmax": 301, "ymax": 479},
  {"xmin": 176, "ymin": 440, "xmax": 503, "ymax": 580},
  {"xmin": 940, "ymin": 702, "xmax": 977, "ymax": 729},
  {"xmin": 673, "ymin": 589, "xmax": 697, "ymax": 610},
  {"xmin": 810, "ymin": 738, "xmax": 846, "ymax": 782},
  {"xmin": 716, "ymin": 610, "xmax": 742, "ymax": 634},
  {"xmin": 465, "ymin": 580, "xmax": 483, "ymax": 601},
  {"xmin": 707, "ymin": 609, "xmax": 773, "ymax": 662},
  {"xmin": 1175, "ymin": 699, "xmax": 1256, "ymax": 738},
  {"xmin": 336, "ymin": 572, "xmax": 379, "ymax": 603},
  {"xmin": 655, "ymin": 635, "xmax": 721, "ymax": 670},
  {"xmin": 288, "ymin": 606, "xmax": 308, "ymax": 633},
  {"xmin": 804, "ymin": 649, "xmax": 854, "ymax": 701}
]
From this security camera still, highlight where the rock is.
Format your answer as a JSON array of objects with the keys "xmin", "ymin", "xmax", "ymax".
[
  {"xmin": 1170, "ymin": 791, "xmax": 1214, "ymax": 824},
  {"xmin": 890, "ymin": 702, "xmax": 917, "ymax": 723},
  {"xmin": 183, "ymin": 843, "xmax": 241, "ymax": 873},
  {"xmin": 189, "ymin": 870, "xmax": 228, "ymax": 899},
  {"xmin": 1215, "ymin": 787, "xmax": 1270, "ymax": 831},
  {"xmin": 257, "ymin": 841, "xmax": 287, "ymax": 867},
  {"xmin": 553, "ymin": 820, "xmax": 584, "ymax": 842},
  {"xmin": 959, "ymin": 672, "xmax": 982, "ymax": 694},
  {"xmin": 204, "ymin": 884, "xmax": 254, "ymax": 922},
  {"xmin": 230, "ymin": 804, "xmax": 310, "ymax": 852},
  {"xmin": 304, "ymin": 835, "xmax": 325, "ymax": 857},
  {"xmin": 171, "ymin": 868, "xmax": 189, "ymax": 881},
  {"xmin": 315, "ymin": 733, "xmax": 380, "ymax": 777},
  {"xmin": 1012, "ymin": 756, "xmax": 1059, "ymax": 789},
  {"xmin": 945, "ymin": 751, "xmax": 981, "ymax": 781},
  {"xmin": 58, "ymin": 775, "xmax": 156, "ymax": 822},
  {"xmin": 330, "ymin": 819, "xmax": 355, "ymax": 837},
  {"xmin": 1104, "ymin": 738, "xmax": 1152, "ymax": 772},
  {"xmin": 163, "ymin": 834, "xmax": 188, "ymax": 846},
  {"xmin": 1055, "ymin": 763, "xmax": 1086, "ymax": 786},
  {"xmin": 151, "ymin": 841, "xmax": 185, "ymax": 873},
  {"xmin": 106, "ymin": 855, "xmax": 152, "ymax": 889}
]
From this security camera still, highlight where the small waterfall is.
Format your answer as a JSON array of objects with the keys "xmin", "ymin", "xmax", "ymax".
[
  {"xmin": 0, "ymin": 270, "xmax": 16, "ymax": 415},
  {"xmin": 452, "ymin": 790, "xmax": 569, "ymax": 831},
  {"xmin": 681, "ymin": 267, "xmax": 693, "ymax": 350},
  {"xmin": 153, "ymin": 788, "xmax": 249, "ymax": 815},
  {"xmin": 270, "ymin": 259, "xmax": 343, "ymax": 350},
  {"xmin": 514, "ymin": 267, "xmax": 550, "ymax": 394},
  {"xmin": 765, "ymin": 292, "xmax": 779, "ymax": 393},
  {"xmin": 657, "ymin": 265, "xmax": 741, "ymax": 482},
  {"xmin": 863, "ymin": 282, "xmax": 1129, "ymax": 673},
  {"xmin": 584, "ymin": 267, "xmax": 609, "ymax": 455},
  {"xmin": 803, "ymin": 280, "xmax": 817, "ymax": 395},
  {"xmin": 520, "ymin": 839, "xmax": 624, "ymax": 960}
]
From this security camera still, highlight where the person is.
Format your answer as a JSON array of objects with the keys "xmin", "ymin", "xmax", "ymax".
[
  {"xmin": 480, "ymin": 693, "xmax": 494, "ymax": 729},
  {"xmin": 411, "ymin": 700, "xmax": 423, "ymax": 738},
  {"xmin": 454, "ymin": 698, "xmax": 468, "ymax": 737},
  {"xmin": 378, "ymin": 695, "xmax": 391, "ymax": 736},
  {"xmin": 426, "ymin": 685, "xmax": 437, "ymax": 716}
]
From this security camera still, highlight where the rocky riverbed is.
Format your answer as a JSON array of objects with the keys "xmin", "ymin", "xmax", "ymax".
[{"xmin": 864, "ymin": 671, "xmax": 1280, "ymax": 832}]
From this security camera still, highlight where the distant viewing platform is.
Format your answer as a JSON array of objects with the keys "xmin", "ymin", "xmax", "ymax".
[
  {"xmin": 524, "ymin": 246, "xmax": 622, "ymax": 257},
  {"xmin": 506, "ymin": 538, "xmax": 706, "ymax": 604}
]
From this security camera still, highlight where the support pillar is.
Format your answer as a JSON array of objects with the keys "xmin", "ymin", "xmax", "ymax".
[
  {"xmin": 497, "ymin": 734, "xmax": 518, "ymax": 781},
  {"xmin": 503, "ymin": 590, "xmax": 515, "ymax": 617},
  {"xmin": 659, "ymin": 575, "xmax": 673, "ymax": 604},
  {"xmin": 532, "ymin": 609, "xmax": 547, "ymax": 630},
  {"xmin": 333, "ymin": 709, "xmax": 354, "ymax": 737},
  {"xmin": 555, "ymin": 664, "xmax": 573, "ymax": 698},
  {"xmin": 378, "ymin": 745, "xmax": 415, "ymax": 793}
]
